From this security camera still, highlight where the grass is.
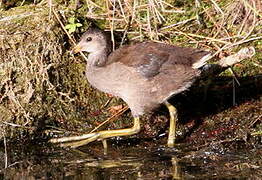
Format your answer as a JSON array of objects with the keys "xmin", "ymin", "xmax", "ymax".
[
  {"xmin": 0, "ymin": 1, "xmax": 261, "ymax": 174},
  {"xmin": 0, "ymin": 0, "xmax": 261, "ymax": 143}
]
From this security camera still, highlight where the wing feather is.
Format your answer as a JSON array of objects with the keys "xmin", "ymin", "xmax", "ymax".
[{"xmin": 107, "ymin": 42, "xmax": 209, "ymax": 79}]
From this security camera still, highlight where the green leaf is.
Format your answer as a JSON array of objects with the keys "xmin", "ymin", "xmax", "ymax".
[
  {"xmin": 65, "ymin": 17, "xmax": 82, "ymax": 33},
  {"xmin": 68, "ymin": 28, "xmax": 74, "ymax": 34},
  {"xmin": 68, "ymin": 17, "xmax": 75, "ymax": 24},
  {"xmin": 65, "ymin": 24, "xmax": 73, "ymax": 30},
  {"xmin": 76, "ymin": 23, "xmax": 82, "ymax": 27},
  {"xmin": 71, "ymin": 26, "xmax": 76, "ymax": 32}
]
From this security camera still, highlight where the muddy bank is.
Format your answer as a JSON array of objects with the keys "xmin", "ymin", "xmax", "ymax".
[
  {"xmin": 0, "ymin": 138, "xmax": 261, "ymax": 179},
  {"xmin": 0, "ymin": 1, "xmax": 261, "ymax": 179},
  {"xmin": 0, "ymin": 5, "xmax": 122, "ymax": 140},
  {"xmin": 0, "ymin": 1, "xmax": 261, "ymax": 147}
]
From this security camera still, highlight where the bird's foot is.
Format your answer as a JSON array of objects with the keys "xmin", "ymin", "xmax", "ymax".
[{"xmin": 49, "ymin": 132, "xmax": 101, "ymax": 148}]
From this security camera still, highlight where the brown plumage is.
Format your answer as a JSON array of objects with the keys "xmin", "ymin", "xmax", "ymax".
[{"xmin": 50, "ymin": 27, "xmax": 211, "ymax": 148}]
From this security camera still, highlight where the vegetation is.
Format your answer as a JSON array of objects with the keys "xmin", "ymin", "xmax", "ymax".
[
  {"xmin": 0, "ymin": 0, "xmax": 261, "ymax": 146},
  {"xmin": 0, "ymin": 0, "xmax": 261, "ymax": 178}
]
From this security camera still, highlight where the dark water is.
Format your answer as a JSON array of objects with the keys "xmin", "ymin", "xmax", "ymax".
[{"xmin": 1, "ymin": 138, "xmax": 261, "ymax": 179}]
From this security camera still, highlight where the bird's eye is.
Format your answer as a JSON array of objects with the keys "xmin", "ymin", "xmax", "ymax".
[{"xmin": 86, "ymin": 37, "xmax": 92, "ymax": 42}]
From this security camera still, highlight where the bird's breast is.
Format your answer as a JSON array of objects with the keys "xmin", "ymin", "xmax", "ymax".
[{"xmin": 85, "ymin": 63, "xmax": 137, "ymax": 97}]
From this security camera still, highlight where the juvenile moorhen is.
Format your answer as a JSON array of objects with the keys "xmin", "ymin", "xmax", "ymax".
[{"xmin": 50, "ymin": 27, "xmax": 212, "ymax": 148}]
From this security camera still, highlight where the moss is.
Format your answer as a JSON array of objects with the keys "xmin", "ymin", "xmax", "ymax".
[
  {"xmin": 0, "ymin": 4, "xmax": 126, "ymax": 139},
  {"xmin": 0, "ymin": 0, "xmax": 261, "ymax": 144}
]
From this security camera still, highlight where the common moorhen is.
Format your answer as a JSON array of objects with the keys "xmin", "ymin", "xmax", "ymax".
[{"xmin": 50, "ymin": 27, "xmax": 212, "ymax": 148}]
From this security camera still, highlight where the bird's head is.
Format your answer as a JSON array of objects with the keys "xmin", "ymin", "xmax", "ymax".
[{"xmin": 72, "ymin": 27, "xmax": 110, "ymax": 54}]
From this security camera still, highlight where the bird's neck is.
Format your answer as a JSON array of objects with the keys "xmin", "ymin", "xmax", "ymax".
[{"xmin": 87, "ymin": 48, "xmax": 110, "ymax": 68}]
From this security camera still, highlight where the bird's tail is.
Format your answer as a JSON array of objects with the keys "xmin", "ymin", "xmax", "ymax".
[{"xmin": 192, "ymin": 53, "xmax": 212, "ymax": 69}]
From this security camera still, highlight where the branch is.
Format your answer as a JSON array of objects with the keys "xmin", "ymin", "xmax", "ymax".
[{"xmin": 218, "ymin": 46, "xmax": 255, "ymax": 67}]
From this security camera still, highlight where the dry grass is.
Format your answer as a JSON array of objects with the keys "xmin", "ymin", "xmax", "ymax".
[
  {"xmin": 0, "ymin": 0, "xmax": 261, "ymax": 142},
  {"xmin": 69, "ymin": 0, "xmax": 261, "ymax": 132},
  {"xmin": 82, "ymin": 0, "xmax": 261, "ymax": 53}
]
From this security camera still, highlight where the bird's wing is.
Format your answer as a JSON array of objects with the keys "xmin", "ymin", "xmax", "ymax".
[{"xmin": 107, "ymin": 42, "xmax": 209, "ymax": 79}]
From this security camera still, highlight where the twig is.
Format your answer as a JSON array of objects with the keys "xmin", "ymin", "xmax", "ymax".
[
  {"xmin": 48, "ymin": 0, "xmax": 52, "ymax": 20},
  {"xmin": 210, "ymin": 37, "xmax": 261, "ymax": 59},
  {"xmin": 210, "ymin": 0, "xmax": 224, "ymax": 15},
  {"xmin": 52, "ymin": 8, "xmax": 75, "ymax": 45},
  {"xmin": 45, "ymin": 126, "xmax": 81, "ymax": 135},
  {"xmin": 147, "ymin": 5, "xmax": 153, "ymax": 39},
  {"xmin": 173, "ymin": 31, "xmax": 231, "ymax": 44},
  {"xmin": 100, "ymin": 98, "xmax": 113, "ymax": 109},
  {"xmin": 85, "ymin": 15, "xmax": 125, "ymax": 21},
  {"xmin": 218, "ymin": 46, "xmax": 256, "ymax": 67},
  {"xmin": 4, "ymin": 133, "xmax": 8, "ymax": 168},
  {"xmin": 52, "ymin": 8, "xmax": 89, "ymax": 61},
  {"xmin": 151, "ymin": 0, "xmax": 166, "ymax": 23},
  {"xmin": 86, "ymin": 0, "xmax": 104, "ymax": 10},
  {"xmin": 248, "ymin": 115, "xmax": 261, "ymax": 128},
  {"xmin": 232, "ymin": 75, "xmax": 236, "ymax": 106},
  {"xmin": 90, "ymin": 106, "xmax": 129, "ymax": 133},
  {"xmin": 237, "ymin": 8, "xmax": 252, "ymax": 37},
  {"xmin": 217, "ymin": 47, "xmax": 255, "ymax": 92},
  {"xmin": 159, "ymin": 17, "xmax": 196, "ymax": 31},
  {"xmin": 203, "ymin": 6, "xmax": 230, "ymax": 40},
  {"xmin": 229, "ymin": 68, "xmax": 240, "ymax": 86},
  {"xmin": 106, "ymin": 0, "xmax": 116, "ymax": 51},
  {"xmin": 6, "ymin": 87, "xmax": 31, "ymax": 125},
  {"xmin": 159, "ymin": 0, "xmax": 185, "ymax": 13},
  {"xmin": 2, "ymin": 121, "xmax": 25, "ymax": 128},
  {"xmin": 252, "ymin": 62, "xmax": 262, "ymax": 68},
  {"xmin": 117, "ymin": 0, "xmax": 128, "ymax": 23},
  {"xmin": 251, "ymin": 131, "xmax": 262, "ymax": 136},
  {"xmin": 230, "ymin": 36, "xmax": 262, "ymax": 47},
  {"xmin": 120, "ymin": 26, "xmax": 129, "ymax": 46},
  {"xmin": 241, "ymin": 0, "xmax": 262, "ymax": 18}
]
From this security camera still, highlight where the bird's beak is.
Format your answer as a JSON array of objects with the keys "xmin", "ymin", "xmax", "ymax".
[{"xmin": 71, "ymin": 44, "xmax": 83, "ymax": 54}]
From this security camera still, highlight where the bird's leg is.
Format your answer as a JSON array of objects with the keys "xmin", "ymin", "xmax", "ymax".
[
  {"xmin": 164, "ymin": 101, "xmax": 178, "ymax": 147},
  {"xmin": 49, "ymin": 117, "xmax": 141, "ymax": 148}
]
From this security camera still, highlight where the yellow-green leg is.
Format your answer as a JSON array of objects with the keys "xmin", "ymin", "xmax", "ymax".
[
  {"xmin": 171, "ymin": 157, "xmax": 182, "ymax": 179},
  {"xmin": 49, "ymin": 117, "xmax": 141, "ymax": 148},
  {"xmin": 164, "ymin": 101, "xmax": 178, "ymax": 147}
]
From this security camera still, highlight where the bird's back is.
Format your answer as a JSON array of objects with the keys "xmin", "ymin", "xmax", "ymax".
[
  {"xmin": 99, "ymin": 42, "xmax": 210, "ymax": 115},
  {"xmin": 108, "ymin": 42, "xmax": 209, "ymax": 72}
]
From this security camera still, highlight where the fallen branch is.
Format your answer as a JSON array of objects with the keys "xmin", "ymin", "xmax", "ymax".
[
  {"xmin": 201, "ymin": 46, "xmax": 256, "ymax": 78},
  {"xmin": 218, "ymin": 46, "xmax": 255, "ymax": 67}
]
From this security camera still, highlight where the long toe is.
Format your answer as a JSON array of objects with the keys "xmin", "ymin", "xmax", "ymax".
[
  {"xmin": 49, "ymin": 117, "xmax": 140, "ymax": 148},
  {"xmin": 49, "ymin": 132, "xmax": 98, "ymax": 143},
  {"xmin": 59, "ymin": 133, "xmax": 101, "ymax": 148},
  {"xmin": 49, "ymin": 132, "xmax": 100, "ymax": 148}
]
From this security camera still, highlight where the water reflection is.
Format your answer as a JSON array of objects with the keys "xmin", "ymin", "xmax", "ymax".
[
  {"xmin": 66, "ymin": 149, "xmax": 183, "ymax": 179},
  {"xmin": 1, "ymin": 140, "xmax": 184, "ymax": 179},
  {"xmin": 58, "ymin": 143, "xmax": 183, "ymax": 179},
  {"xmin": 1, "ymin": 140, "xmax": 260, "ymax": 179}
]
